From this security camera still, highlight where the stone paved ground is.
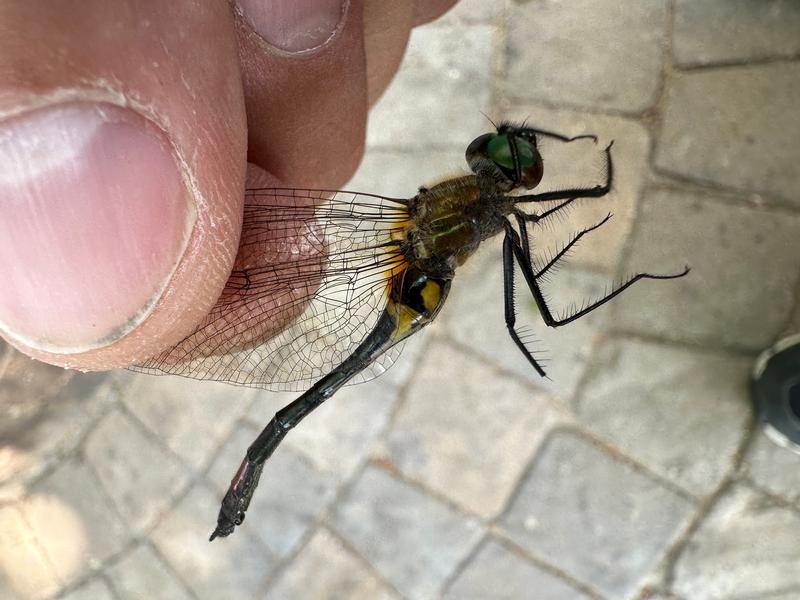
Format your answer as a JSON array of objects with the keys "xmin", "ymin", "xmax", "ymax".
[{"xmin": 2, "ymin": 1, "xmax": 800, "ymax": 598}]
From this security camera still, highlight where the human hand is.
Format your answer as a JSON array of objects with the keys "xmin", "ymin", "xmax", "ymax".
[{"xmin": 0, "ymin": 0, "xmax": 457, "ymax": 372}]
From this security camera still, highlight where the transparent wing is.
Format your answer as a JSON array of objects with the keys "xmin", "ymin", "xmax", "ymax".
[{"xmin": 133, "ymin": 188, "xmax": 411, "ymax": 391}]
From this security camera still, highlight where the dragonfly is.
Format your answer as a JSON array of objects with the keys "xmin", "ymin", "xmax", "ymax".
[{"xmin": 134, "ymin": 121, "xmax": 689, "ymax": 540}]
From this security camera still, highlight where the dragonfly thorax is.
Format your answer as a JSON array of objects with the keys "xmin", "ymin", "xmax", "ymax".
[{"xmin": 407, "ymin": 174, "xmax": 508, "ymax": 275}]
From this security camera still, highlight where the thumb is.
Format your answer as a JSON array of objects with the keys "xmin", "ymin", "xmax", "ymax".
[{"xmin": 0, "ymin": 0, "xmax": 247, "ymax": 371}]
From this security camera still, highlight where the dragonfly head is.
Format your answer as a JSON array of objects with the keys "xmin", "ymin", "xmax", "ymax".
[{"xmin": 466, "ymin": 131, "xmax": 544, "ymax": 191}]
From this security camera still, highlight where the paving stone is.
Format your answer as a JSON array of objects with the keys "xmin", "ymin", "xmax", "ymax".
[
  {"xmin": 442, "ymin": 241, "xmax": 613, "ymax": 401},
  {"xmin": 266, "ymin": 528, "xmax": 400, "ymax": 600},
  {"xmin": 743, "ymin": 427, "xmax": 800, "ymax": 506},
  {"xmin": 501, "ymin": 430, "xmax": 694, "ymax": 598},
  {"xmin": 367, "ymin": 24, "xmax": 494, "ymax": 150},
  {"xmin": 672, "ymin": 484, "xmax": 800, "ymax": 599},
  {"xmin": 577, "ymin": 338, "xmax": 751, "ymax": 496},
  {"xmin": 331, "ymin": 466, "xmax": 482, "ymax": 599},
  {"xmin": 506, "ymin": 0, "xmax": 666, "ymax": 112},
  {"xmin": 19, "ymin": 458, "xmax": 129, "ymax": 588},
  {"xmin": 207, "ymin": 422, "xmax": 337, "ymax": 558},
  {"xmin": 60, "ymin": 578, "xmax": 114, "ymax": 600},
  {"xmin": 150, "ymin": 481, "xmax": 277, "ymax": 600},
  {"xmin": 673, "ymin": 0, "xmax": 800, "ymax": 67},
  {"xmin": 438, "ymin": 0, "xmax": 502, "ymax": 24},
  {"xmin": 346, "ymin": 148, "xmax": 469, "ymax": 200},
  {"xmin": 84, "ymin": 409, "xmax": 188, "ymax": 533},
  {"xmin": 0, "ymin": 342, "xmax": 72, "ymax": 434},
  {"xmin": 639, "ymin": 593, "xmax": 683, "ymax": 600},
  {"xmin": 655, "ymin": 63, "xmax": 800, "ymax": 204},
  {"xmin": 121, "ymin": 374, "xmax": 256, "ymax": 470},
  {"xmin": 0, "ymin": 348, "xmax": 111, "ymax": 500},
  {"xmin": 443, "ymin": 537, "xmax": 591, "ymax": 600},
  {"xmin": 780, "ymin": 283, "xmax": 800, "ymax": 338},
  {"xmin": 748, "ymin": 591, "xmax": 800, "ymax": 600},
  {"xmin": 614, "ymin": 190, "xmax": 800, "ymax": 350},
  {"xmin": 247, "ymin": 378, "xmax": 401, "ymax": 481},
  {"xmin": 106, "ymin": 542, "xmax": 193, "ymax": 600},
  {"xmin": 385, "ymin": 339, "xmax": 561, "ymax": 518},
  {"xmin": 0, "ymin": 504, "xmax": 60, "ymax": 600}
]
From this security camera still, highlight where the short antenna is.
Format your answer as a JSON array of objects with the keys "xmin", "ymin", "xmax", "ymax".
[{"xmin": 480, "ymin": 111, "xmax": 498, "ymax": 129}]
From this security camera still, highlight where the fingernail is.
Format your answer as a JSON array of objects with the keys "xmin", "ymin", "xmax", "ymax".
[
  {"xmin": 237, "ymin": 0, "xmax": 348, "ymax": 53},
  {"xmin": 0, "ymin": 102, "xmax": 195, "ymax": 353}
]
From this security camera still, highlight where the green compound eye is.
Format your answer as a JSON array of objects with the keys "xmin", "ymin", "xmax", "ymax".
[{"xmin": 487, "ymin": 134, "xmax": 536, "ymax": 170}]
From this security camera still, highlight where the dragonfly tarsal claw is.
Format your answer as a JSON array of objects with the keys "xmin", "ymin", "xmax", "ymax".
[{"xmin": 209, "ymin": 507, "xmax": 240, "ymax": 541}]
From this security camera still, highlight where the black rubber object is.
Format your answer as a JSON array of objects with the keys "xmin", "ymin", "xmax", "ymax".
[{"xmin": 752, "ymin": 334, "xmax": 800, "ymax": 452}]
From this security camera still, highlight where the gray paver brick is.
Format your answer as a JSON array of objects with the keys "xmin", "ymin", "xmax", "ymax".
[
  {"xmin": 207, "ymin": 422, "xmax": 337, "ymax": 558},
  {"xmin": 347, "ymin": 148, "xmax": 468, "ymax": 200},
  {"xmin": 0, "ymin": 352, "xmax": 110, "ymax": 500},
  {"xmin": 385, "ymin": 339, "xmax": 561, "ymax": 518},
  {"xmin": 106, "ymin": 542, "xmax": 193, "ymax": 600},
  {"xmin": 577, "ymin": 338, "xmax": 751, "ymax": 496},
  {"xmin": 613, "ymin": 190, "xmax": 800, "ymax": 350},
  {"xmin": 506, "ymin": 0, "xmax": 667, "ymax": 112},
  {"xmin": 672, "ymin": 484, "xmax": 800, "ymax": 599},
  {"xmin": 673, "ymin": 0, "xmax": 800, "ymax": 67},
  {"xmin": 639, "ymin": 593, "xmax": 683, "ymax": 600},
  {"xmin": 655, "ymin": 63, "xmax": 800, "ymax": 204},
  {"xmin": 502, "ymin": 430, "xmax": 694, "ymax": 599},
  {"xmin": 150, "ymin": 481, "xmax": 276, "ymax": 600},
  {"xmin": 84, "ymin": 409, "xmax": 188, "ymax": 533},
  {"xmin": 331, "ymin": 465, "xmax": 482, "ymax": 599},
  {"xmin": 750, "ymin": 591, "xmax": 800, "ymax": 600},
  {"xmin": 784, "ymin": 287, "xmax": 800, "ymax": 338},
  {"xmin": 367, "ymin": 23, "xmax": 494, "ymax": 149},
  {"xmin": 122, "ymin": 374, "xmax": 255, "ymax": 470},
  {"xmin": 265, "ymin": 528, "xmax": 400, "ymax": 600},
  {"xmin": 438, "ymin": 0, "xmax": 502, "ymax": 24},
  {"xmin": 443, "ymin": 537, "xmax": 591, "ymax": 600},
  {"xmin": 20, "ymin": 458, "xmax": 129, "ymax": 587},
  {"xmin": 59, "ymin": 578, "xmax": 114, "ymax": 600},
  {"xmin": 744, "ymin": 427, "xmax": 800, "ymax": 506},
  {"xmin": 0, "ymin": 504, "xmax": 59, "ymax": 600},
  {"xmin": 442, "ymin": 243, "xmax": 613, "ymax": 401}
]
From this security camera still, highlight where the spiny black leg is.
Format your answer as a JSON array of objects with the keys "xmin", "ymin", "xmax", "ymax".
[
  {"xmin": 504, "ymin": 221, "xmax": 689, "ymax": 328},
  {"xmin": 515, "ymin": 211, "xmax": 533, "ymax": 260},
  {"xmin": 511, "ymin": 198, "xmax": 577, "ymax": 271},
  {"xmin": 513, "ymin": 198, "xmax": 576, "ymax": 224},
  {"xmin": 534, "ymin": 213, "xmax": 613, "ymax": 278},
  {"xmin": 512, "ymin": 142, "xmax": 614, "ymax": 204},
  {"xmin": 503, "ymin": 230, "xmax": 546, "ymax": 377}
]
